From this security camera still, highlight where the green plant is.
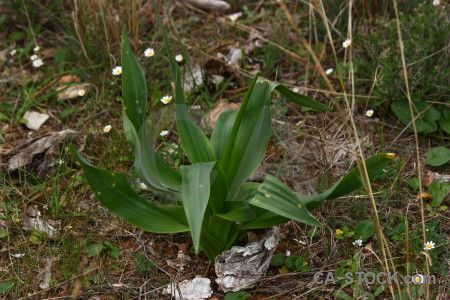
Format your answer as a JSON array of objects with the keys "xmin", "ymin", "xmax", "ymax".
[
  {"xmin": 270, "ymin": 252, "xmax": 311, "ymax": 272},
  {"xmin": 356, "ymin": 3, "xmax": 449, "ymax": 135},
  {"xmin": 71, "ymin": 3, "xmax": 395, "ymax": 260}
]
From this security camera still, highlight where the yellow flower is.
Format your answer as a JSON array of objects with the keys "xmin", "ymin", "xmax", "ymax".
[{"xmin": 336, "ymin": 229, "xmax": 344, "ymax": 235}]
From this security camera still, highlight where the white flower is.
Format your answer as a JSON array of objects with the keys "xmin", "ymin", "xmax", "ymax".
[
  {"xmin": 32, "ymin": 59, "xmax": 44, "ymax": 68},
  {"xmin": 103, "ymin": 124, "xmax": 112, "ymax": 133},
  {"xmin": 325, "ymin": 68, "xmax": 334, "ymax": 75},
  {"xmin": 175, "ymin": 54, "xmax": 183, "ymax": 62},
  {"xmin": 229, "ymin": 13, "xmax": 241, "ymax": 22},
  {"xmin": 343, "ymin": 39, "xmax": 352, "ymax": 48},
  {"xmin": 366, "ymin": 109, "xmax": 374, "ymax": 117},
  {"xmin": 285, "ymin": 250, "xmax": 291, "ymax": 256},
  {"xmin": 160, "ymin": 95, "xmax": 172, "ymax": 104},
  {"xmin": 112, "ymin": 66, "xmax": 122, "ymax": 76},
  {"xmin": 352, "ymin": 239, "xmax": 363, "ymax": 247},
  {"xmin": 10, "ymin": 49, "xmax": 17, "ymax": 56},
  {"xmin": 144, "ymin": 48, "xmax": 155, "ymax": 57},
  {"xmin": 412, "ymin": 274, "xmax": 424, "ymax": 284},
  {"xmin": 191, "ymin": 105, "xmax": 201, "ymax": 110},
  {"xmin": 77, "ymin": 89, "xmax": 86, "ymax": 97},
  {"xmin": 432, "ymin": 0, "xmax": 441, "ymax": 6},
  {"xmin": 140, "ymin": 182, "xmax": 148, "ymax": 189},
  {"xmin": 33, "ymin": 46, "xmax": 40, "ymax": 52},
  {"xmin": 11, "ymin": 253, "xmax": 25, "ymax": 258},
  {"xmin": 160, "ymin": 130, "xmax": 169, "ymax": 137},
  {"xmin": 30, "ymin": 54, "xmax": 38, "ymax": 61},
  {"xmin": 57, "ymin": 159, "xmax": 64, "ymax": 165},
  {"xmin": 424, "ymin": 241, "xmax": 435, "ymax": 250},
  {"xmin": 292, "ymin": 87, "xmax": 300, "ymax": 93}
]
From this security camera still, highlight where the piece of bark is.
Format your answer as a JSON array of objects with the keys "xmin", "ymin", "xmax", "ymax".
[
  {"xmin": 215, "ymin": 228, "xmax": 280, "ymax": 292},
  {"xmin": 185, "ymin": 0, "xmax": 230, "ymax": 11},
  {"xmin": 0, "ymin": 129, "xmax": 76, "ymax": 176},
  {"xmin": 164, "ymin": 276, "xmax": 213, "ymax": 300}
]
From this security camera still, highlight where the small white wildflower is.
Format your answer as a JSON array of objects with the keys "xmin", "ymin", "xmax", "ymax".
[
  {"xmin": 10, "ymin": 49, "xmax": 17, "ymax": 56},
  {"xmin": 11, "ymin": 253, "xmax": 25, "ymax": 258},
  {"xmin": 144, "ymin": 48, "xmax": 155, "ymax": 57},
  {"xmin": 412, "ymin": 274, "xmax": 424, "ymax": 284},
  {"xmin": 160, "ymin": 130, "xmax": 169, "ymax": 137},
  {"xmin": 160, "ymin": 95, "xmax": 172, "ymax": 104},
  {"xmin": 77, "ymin": 89, "xmax": 86, "ymax": 97},
  {"xmin": 424, "ymin": 241, "xmax": 435, "ymax": 250},
  {"xmin": 343, "ymin": 39, "xmax": 352, "ymax": 48},
  {"xmin": 167, "ymin": 148, "xmax": 175, "ymax": 154},
  {"xmin": 229, "ymin": 13, "xmax": 241, "ymax": 22},
  {"xmin": 366, "ymin": 109, "xmax": 374, "ymax": 117},
  {"xmin": 294, "ymin": 238, "xmax": 307, "ymax": 245},
  {"xmin": 103, "ymin": 124, "xmax": 112, "ymax": 133},
  {"xmin": 175, "ymin": 54, "xmax": 183, "ymax": 62},
  {"xmin": 43, "ymin": 205, "xmax": 49, "ymax": 210},
  {"xmin": 33, "ymin": 46, "xmax": 40, "ymax": 52},
  {"xmin": 432, "ymin": 0, "xmax": 441, "ymax": 6},
  {"xmin": 140, "ymin": 182, "xmax": 148, "ymax": 189},
  {"xmin": 292, "ymin": 87, "xmax": 300, "ymax": 93},
  {"xmin": 353, "ymin": 239, "xmax": 363, "ymax": 247},
  {"xmin": 57, "ymin": 159, "xmax": 64, "ymax": 165},
  {"xmin": 191, "ymin": 105, "xmax": 201, "ymax": 110},
  {"xmin": 32, "ymin": 59, "xmax": 44, "ymax": 68},
  {"xmin": 285, "ymin": 250, "xmax": 291, "ymax": 256},
  {"xmin": 65, "ymin": 225, "xmax": 73, "ymax": 230},
  {"xmin": 325, "ymin": 68, "xmax": 334, "ymax": 75},
  {"xmin": 112, "ymin": 66, "xmax": 122, "ymax": 76},
  {"xmin": 30, "ymin": 54, "xmax": 38, "ymax": 61}
]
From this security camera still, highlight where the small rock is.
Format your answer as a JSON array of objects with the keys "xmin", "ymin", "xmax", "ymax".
[{"xmin": 23, "ymin": 111, "xmax": 49, "ymax": 130}]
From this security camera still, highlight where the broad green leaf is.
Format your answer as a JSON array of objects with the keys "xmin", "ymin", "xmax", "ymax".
[
  {"xmin": 250, "ymin": 175, "xmax": 321, "ymax": 227},
  {"xmin": 272, "ymin": 84, "xmax": 332, "ymax": 111},
  {"xmin": 240, "ymin": 210, "xmax": 287, "ymax": 230},
  {"xmin": 301, "ymin": 153, "xmax": 395, "ymax": 210},
  {"xmin": 270, "ymin": 252, "xmax": 287, "ymax": 267},
  {"xmin": 200, "ymin": 229, "xmax": 227, "ymax": 260},
  {"xmin": 121, "ymin": 28, "xmax": 147, "ymax": 133},
  {"xmin": 211, "ymin": 110, "xmax": 238, "ymax": 160},
  {"xmin": 136, "ymin": 122, "xmax": 182, "ymax": 191},
  {"xmin": 207, "ymin": 214, "xmax": 234, "ymax": 249},
  {"xmin": 222, "ymin": 80, "xmax": 272, "ymax": 201},
  {"xmin": 215, "ymin": 204, "xmax": 256, "ymax": 222},
  {"xmin": 232, "ymin": 182, "xmax": 260, "ymax": 202},
  {"xmin": 181, "ymin": 162, "xmax": 216, "ymax": 253},
  {"xmin": 391, "ymin": 99, "xmax": 441, "ymax": 134},
  {"xmin": 429, "ymin": 181, "xmax": 450, "ymax": 206},
  {"xmin": 353, "ymin": 220, "xmax": 375, "ymax": 242},
  {"xmin": 424, "ymin": 146, "xmax": 450, "ymax": 167},
  {"xmin": 438, "ymin": 107, "xmax": 450, "ymax": 134},
  {"xmin": 123, "ymin": 112, "xmax": 169, "ymax": 192},
  {"xmin": 71, "ymin": 146, "xmax": 189, "ymax": 233},
  {"xmin": 175, "ymin": 68, "xmax": 216, "ymax": 163}
]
